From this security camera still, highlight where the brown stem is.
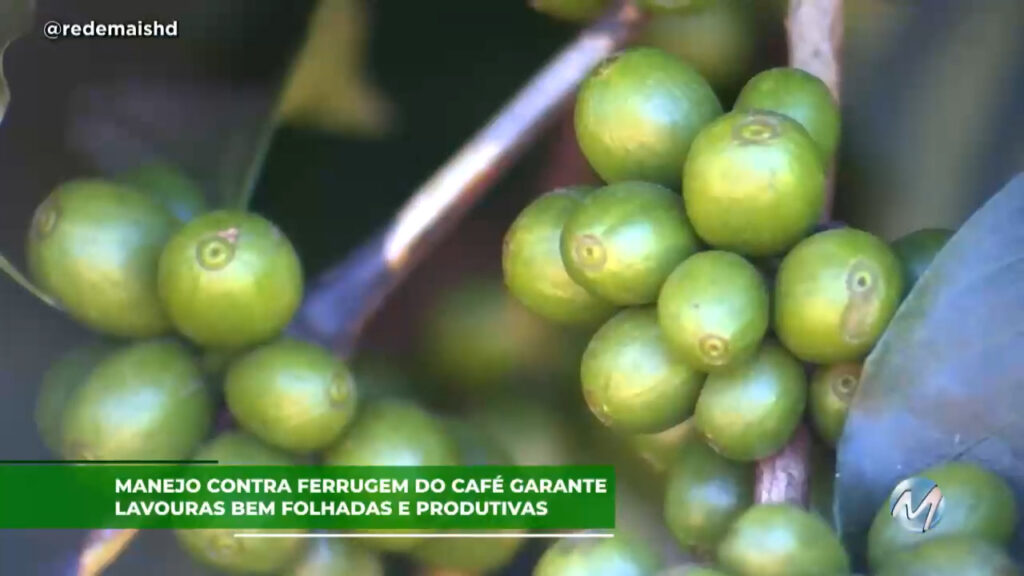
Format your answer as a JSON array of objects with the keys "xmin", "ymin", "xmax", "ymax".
[
  {"xmin": 755, "ymin": 425, "xmax": 812, "ymax": 506},
  {"xmin": 534, "ymin": 103, "xmax": 601, "ymax": 192},
  {"xmin": 755, "ymin": 0, "xmax": 844, "ymax": 507},
  {"xmin": 77, "ymin": 529, "xmax": 139, "ymax": 576},
  {"xmin": 72, "ymin": 3, "xmax": 645, "ymax": 574},
  {"xmin": 291, "ymin": 0, "xmax": 644, "ymax": 355},
  {"xmin": 787, "ymin": 0, "xmax": 843, "ymax": 100},
  {"xmin": 788, "ymin": 0, "xmax": 844, "ymax": 221}
]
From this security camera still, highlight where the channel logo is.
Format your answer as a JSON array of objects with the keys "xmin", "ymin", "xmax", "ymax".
[{"xmin": 888, "ymin": 476, "xmax": 945, "ymax": 533}]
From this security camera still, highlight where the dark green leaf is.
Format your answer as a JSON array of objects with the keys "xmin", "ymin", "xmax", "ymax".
[
  {"xmin": 66, "ymin": 80, "xmax": 281, "ymax": 211},
  {"xmin": 60, "ymin": 2, "xmax": 317, "ymax": 210},
  {"xmin": 835, "ymin": 173, "xmax": 1024, "ymax": 566},
  {"xmin": 0, "ymin": 0, "xmax": 53, "ymax": 308},
  {"xmin": 0, "ymin": 254, "xmax": 60, "ymax": 310},
  {"xmin": 0, "ymin": 0, "xmax": 32, "ymax": 121}
]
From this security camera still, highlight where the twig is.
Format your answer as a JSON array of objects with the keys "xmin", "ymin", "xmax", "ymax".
[
  {"xmin": 787, "ymin": 0, "xmax": 844, "ymax": 217},
  {"xmin": 71, "ymin": 3, "xmax": 645, "ymax": 574},
  {"xmin": 755, "ymin": 426, "xmax": 812, "ymax": 506},
  {"xmin": 787, "ymin": 0, "xmax": 843, "ymax": 101},
  {"xmin": 533, "ymin": 103, "xmax": 601, "ymax": 192},
  {"xmin": 76, "ymin": 529, "xmax": 139, "ymax": 576},
  {"xmin": 290, "ymin": 0, "xmax": 644, "ymax": 355},
  {"xmin": 0, "ymin": 254, "xmax": 61, "ymax": 310},
  {"xmin": 754, "ymin": 0, "xmax": 844, "ymax": 507}
]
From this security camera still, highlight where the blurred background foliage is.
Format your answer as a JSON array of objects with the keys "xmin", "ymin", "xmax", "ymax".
[
  {"xmin": 0, "ymin": 0, "xmax": 1022, "ymax": 574},
  {"xmin": 275, "ymin": 0, "xmax": 393, "ymax": 137}
]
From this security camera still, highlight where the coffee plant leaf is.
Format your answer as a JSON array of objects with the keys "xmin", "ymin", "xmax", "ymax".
[{"xmin": 835, "ymin": 173, "xmax": 1024, "ymax": 565}]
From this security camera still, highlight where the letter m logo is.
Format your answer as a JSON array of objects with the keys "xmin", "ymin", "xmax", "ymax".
[{"xmin": 890, "ymin": 485, "xmax": 943, "ymax": 532}]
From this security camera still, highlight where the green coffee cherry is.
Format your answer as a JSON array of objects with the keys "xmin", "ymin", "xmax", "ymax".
[
  {"xmin": 575, "ymin": 47, "xmax": 722, "ymax": 188},
  {"xmin": 808, "ymin": 363, "xmax": 860, "ymax": 447},
  {"xmin": 503, "ymin": 188, "xmax": 616, "ymax": 326},
  {"xmin": 323, "ymin": 400, "xmax": 459, "ymax": 467},
  {"xmin": 561, "ymin": 181, "xmax": 700, "ymax": 305},
  {"xmin": 409, "ymin": 419, "xmax": 524, "ymax": 572},
  {"xmin": 118, "ymin": 161, "xmax": 207, "ymax": 223},
  {"xmin": 581, "ymin": 308, "xmax": 706, "ymax": 434},
  {"xmin": 35, "ymin": 341, "xmax": 116, "ymax": 455},
  {"xmin": 225, "ymin": 339, "xmax": 358, "ymax": 453},
  {"xmin": 734, "ymin": 67, "xmax": 841, "ymax": 160},
  {"xmin": 890, "ymin": 227, "xmax": 954, "ymax": 296},
  {"xmin": 534, "ymin": 533, "xmax": 661, "ymax": 576},
  {"xmin": 157, "ymin": 210, "xmax": 303, "ymax": 348},
  {"xmin": 468, "ymin": 399, "xmax": 577, "ymax": 466},
  {"xmin": 664, "ymin": 429, "xmax": 753, "ymax": 555},
  {"xmin": 657, "ymin": 250, "xmax": 770, "ymax": 371},
  {"xmin": 413, "ymin": 536, "xmax": 524, "ymax": 574},
  {"xmin": 867, "ymin": 462, "xmax": 1018, "ymax": 570},
  {"xmin": 774, "ymin": 228, "xmax": 904, "ymax": 363},
  {"xmin": 628, "ymin": 420, "xmax": 691, "ymax": 474},
  {"xmin": 191, "ymin": 431, "xmax": 296, "ymax": 465},
  {"xmin": 178, "ymin": 527, "xmax": 307, "ymax": 575},
  {"xmin": 178, "ymin": 528, "xmax": 307, "ymax": 575},
  {"xmin": 323, "ymin": 400, "xmax": 459, "ymax": 553},
  {"xmin": 287, "ymin": 540, "xmax": 384, "ymax": 576},
  {"xmin": 420, "ymin": 277, "xmax": 568, "ymax": 393},
  {"xmin": 717, "ymin": 504, "xmax": 851, "ymax": 576},
  {"xmin": 694, "ymin": 342, "xmax": 807, "ymax": 461},
  {"xmin": 27, "ymin": 179, "xmax": 177, "ymax": 338},
  {"xmin": 876, "ymin": 537, "xmax": 1022, "ymax": 576},
  {"xmin": 60, "ymin": 339, "xmax": 212, "ymax": 461},
  {"xmin": 176, "ymin": 432, "xmax": 306, "ymax": 575},
  {"xmin": 639, "ymin": 0, "xmax": 756, "ymax": 93},
  {"xmin": 683, "ymin": 110, "xmax": 825, "ymax": 256}
]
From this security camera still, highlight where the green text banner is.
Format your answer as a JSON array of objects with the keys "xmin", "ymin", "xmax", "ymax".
[{"xmin": 0, "ymin": 465, "xmax": 615, "ymax": 530}]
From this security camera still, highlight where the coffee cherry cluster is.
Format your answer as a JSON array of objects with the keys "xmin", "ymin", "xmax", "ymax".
[
  {"xmin": 507, "ymin": 46, "xmax": 878, "ymax": 445},
  {"xmin": 25, "ymin": 164, "xmax": 348, "ymax": 462},
  {"xmin": 25, "ymin": 163, "xmax": 357, "ymax": 572},
  {"xmin": 26, "ymin": 162, "xmax": 528, "ymax": 574},
  {"xmin": 505, "ymin": 45, "xmax": 965, "ymax": 575},
  {"xmin": 539, "ymin": 457, "xmax": 1022, "ymax": 576}
]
